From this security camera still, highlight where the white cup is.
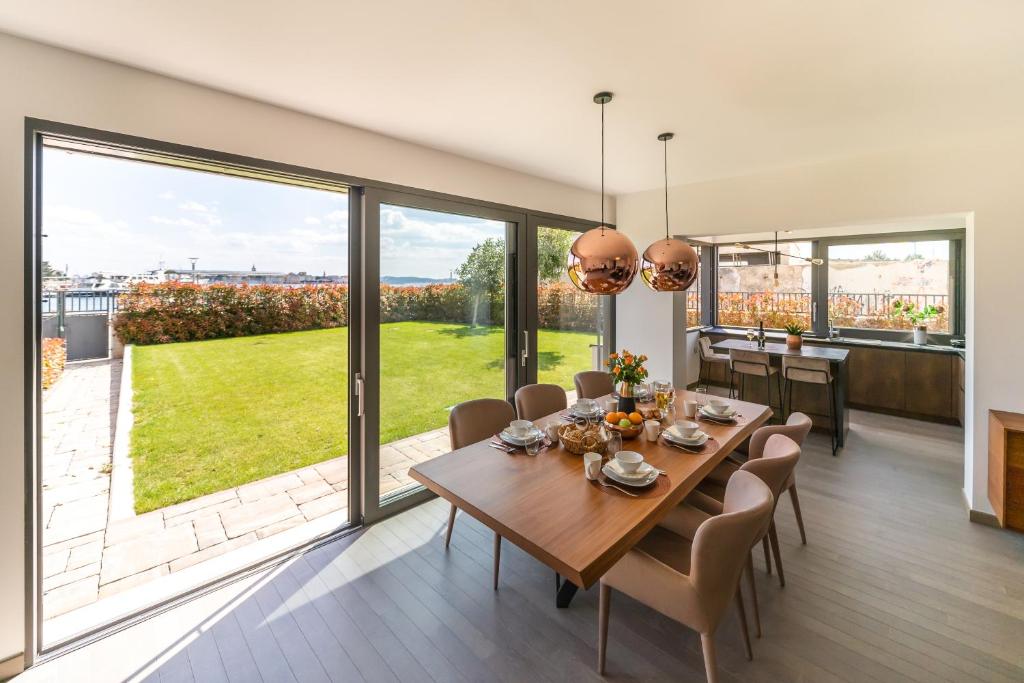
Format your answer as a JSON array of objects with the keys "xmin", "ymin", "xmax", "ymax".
[
  {"xmin": 583, "ymin": 452, "xmax": 603, "ymax": 480},
  {"xmin": 544, "ymin": 422, "xmax": 561, "ymax": 443},
  {"xmin": 643, "ymin": 419, "xmax": 661, "ymax": 442},
  {"xmin": 509, "ymin": 419, "xmax": 532, "ymax": 437},
  {"xmin": 575, "ymin": 398, "xmax": 597, "ymax": 413},
  {"xmin": 683, "ymin": 400, "xmax": 698, "ymax": 418}
]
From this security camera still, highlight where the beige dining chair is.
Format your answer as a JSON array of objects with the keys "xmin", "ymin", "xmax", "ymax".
[
  {"xmin": 681, "ymin": 434, "xmax": 801, "ymax": 640},
  {"xmin": 514, "ymin": 383, "xmax": 568, "ymax": 421},
  {"xmin": 704, "ymin": 412, "xmax": 813, "ymax": 545},
  {"xmin": 729, "ymin": 348, "xmax": 781, "ymax": 415},
  {"xmin": 782, "ymin": 355, "xmax": 839, "ymax": 456},
  {"xmin": 446, "ymin": 397, "xmax": 517, "ymax": 589},
  {"xmin": 697, "ymin": 337, "xmax": 730, "ymax": 392},
  {"xmin": 573, "ymin": 370, "xmax": 614, "ymax": 399},
  {"xmin": 598, "ymin": 471, "xmax": 773, "ymax": 682}
]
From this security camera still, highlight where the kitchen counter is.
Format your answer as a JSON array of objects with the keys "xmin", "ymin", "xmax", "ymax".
[{"xmin": 704, "ymin": 327, "xmax": 965, "ymax": 358}]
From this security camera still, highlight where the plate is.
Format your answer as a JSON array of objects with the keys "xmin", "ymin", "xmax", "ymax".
[
  {"xmin": 699, "ymin": 406, "xmax": 736, "ymax": 422},
  {"xmin": 663, "ymin": 430, "xmax": 708, "ymax": 447},
  {"xmin": 703, "ymin": 404, "xmax": 737, "ymax": 417},
  {"xmin": 606, "ymin": 459, "xmax": 655, "ymax": 480},
  {"xmin": 569, "ymin": 406, "xmax": 605, "ymax": 419},
  {"xmin": 602, "ymin": 462, "xmax": 658, "ymax": 487},
  {"xmin": 499, "ymin": 427, "xmax": 545, "ymax": 446}
]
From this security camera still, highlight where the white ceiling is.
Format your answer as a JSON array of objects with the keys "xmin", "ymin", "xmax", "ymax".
[{"xmin": 2, "ymin": 0, "xmax": 1022, "ymax": 194}]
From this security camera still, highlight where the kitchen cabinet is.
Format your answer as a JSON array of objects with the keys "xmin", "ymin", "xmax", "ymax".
[
  {"xmin": 847, "ymin": 347, "xmax": 905, "ymax": 411},
  {"xmin": 905, "ymin": 352, "xmax": 954, "ymax": 418}
]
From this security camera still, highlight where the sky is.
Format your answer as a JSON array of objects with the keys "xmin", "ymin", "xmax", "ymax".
[{"xmin": 42, "ymin": 147, "xmax": 505, "ymax": 279}]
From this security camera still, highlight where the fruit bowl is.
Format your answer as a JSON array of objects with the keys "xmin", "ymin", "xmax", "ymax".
[
  {"xmin": 604, "ymin": 411, "xmax": 644, "ymax": 439},
  {"xmin": 605, "ymin": 423, "xmax": 643, "ymax": 439}
]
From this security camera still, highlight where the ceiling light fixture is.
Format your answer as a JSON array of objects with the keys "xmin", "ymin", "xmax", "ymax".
[
  {"xmin": 640, "ymin": 132, "xmax": 699, "ymax": 291},
  {"xmin": 567, "ymin": 92, "xmax": 638, "ymax": 295},
  {"xmin": 734, "ymin": 231, "xmax": 824, "ymax": 289}
]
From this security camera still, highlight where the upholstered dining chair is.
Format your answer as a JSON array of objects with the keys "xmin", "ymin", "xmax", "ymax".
[
  {"xmin": 697, "ymin": 337, "xmax": 730, "ymax": 392},
  {"xmin": 598, "ymin": 471, "xmax": 773, "ymax": 682},
  {"xmin": 782, "ymin": 356, "xmax": 839, "ymax": 456},
  {"xmin": 704, "ymin": 412, "xmax": 813, "ymax": 545},
  {"xmin": 573, "ymin": 370, "xmax": 614, "ymax": 399},
  {"xmin": 514, "ymin": 383, "xmax": 568, "ymax": 421},
  {"xmin": 729, "ymin": 348, "xmax": 782, "ymax": 415},
  {"xmin": 446, "ymin": 397, "xmax": 517, "ymax": 589},
  {"xmin": 679, "ymin": 434, "xmax": 801, "ymax": 640}
]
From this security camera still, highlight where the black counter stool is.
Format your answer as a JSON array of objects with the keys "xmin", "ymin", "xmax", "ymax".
[
  {"xmin": 697, "ymin": 337, "xmax": 730, "ymax": 392},
  {"xmin": 729, "ymin": 348, "xmax": 782, "ymax": 417},
  {"xmin": 782, "ymin": 356, "xmax": 839, "ymax": 456}
]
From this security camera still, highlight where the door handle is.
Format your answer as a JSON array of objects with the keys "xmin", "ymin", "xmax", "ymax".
[
  {"xmin": 355, "ymin": 373, "xmax": 365, "ymax": 417},
  {"xmin": 521, "ymin": 330, "xmax": 529, "ymax": 367}
]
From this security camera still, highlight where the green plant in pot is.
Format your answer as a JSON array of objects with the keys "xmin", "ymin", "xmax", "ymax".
[
  {"xmin": 784, "ymin": 322, "xmax": 805, "ymax": 350},
  {"xmin": 892, "ymin": 300, "xmax": 941, "ymax": 345}
]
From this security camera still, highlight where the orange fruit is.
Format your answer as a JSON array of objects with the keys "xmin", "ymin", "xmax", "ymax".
[
  {"xmin": 606, "ymin": 411, "xmax": 624, "ymax": 424},
  {"xmin": 628, "ymin": 412, "xmax": 643, "ymax": 425}
]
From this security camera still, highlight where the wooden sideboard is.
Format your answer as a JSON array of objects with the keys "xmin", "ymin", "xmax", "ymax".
[{"xmin": 989, "ymin": 410, "xmax": 1024, "ymax": 532}]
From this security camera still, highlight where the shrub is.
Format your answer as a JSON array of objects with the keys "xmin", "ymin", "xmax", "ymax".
[
  {"xmin": 42, "ymin": 337, "xmax": 66, "ymax": 389},
  {"xmin": 113, "ymin": 280, "xmax": 601, "ymax": 345}
]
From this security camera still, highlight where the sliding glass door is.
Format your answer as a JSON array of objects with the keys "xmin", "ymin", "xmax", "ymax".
[{"xmin": 362, "ymin": 189, "xmax": 526, "ymax": 521}]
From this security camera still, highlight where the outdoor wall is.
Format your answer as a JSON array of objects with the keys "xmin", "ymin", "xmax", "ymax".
[
  {"xmin": 616, "ymin": 131, "xmax": 1024, "ymax": 522},
  {"xmin": 0, "ymin": 32, "xmax": 610, "ymax": 666}
]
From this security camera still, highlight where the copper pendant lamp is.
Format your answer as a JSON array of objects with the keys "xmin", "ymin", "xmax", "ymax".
[
  {"xmin": 640, "ymin": 133, "xmax": 699, "ymax": 291},
  {"xmin": 567, "ymin": 92, "xmax": 638, "ymax": 295}
]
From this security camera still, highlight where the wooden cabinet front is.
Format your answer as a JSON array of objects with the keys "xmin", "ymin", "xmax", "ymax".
[
  {"xmin": 905, "ymin": 352, "xmax": 954, "ymax": 419},
  {"xmin": 848, "ymin": 347, "xmax": 905, "ymax": 411}
]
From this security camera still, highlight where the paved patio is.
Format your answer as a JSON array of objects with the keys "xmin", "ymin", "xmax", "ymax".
[{"xmin": 42, "ymin": 359, "xmax": 449, "ymax": 622}]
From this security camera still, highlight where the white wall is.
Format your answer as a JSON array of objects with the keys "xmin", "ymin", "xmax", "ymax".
[
  {"xmin": 0, "ymin": 33, "xmax": 610, "ymax": 665},
  {"xmin": 615, "ymin": 132, "xmax": 1024, "ymax": 520}
]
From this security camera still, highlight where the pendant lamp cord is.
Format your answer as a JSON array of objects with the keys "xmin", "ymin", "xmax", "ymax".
[
  {"xmin": 600, "ymin": 99, "xmax": 605, "ymax": 230},
  {"xmin": 663, "ymin": 136, "xmax": 669, "ymax": 241}
]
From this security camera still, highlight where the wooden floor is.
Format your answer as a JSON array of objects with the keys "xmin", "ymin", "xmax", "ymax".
[{"xmin": 17, "ymin": 410, "xmax": 1024, "ymax": 682}]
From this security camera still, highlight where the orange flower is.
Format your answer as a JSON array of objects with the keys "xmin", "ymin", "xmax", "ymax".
[
  {"xmin": 609, "ymin": 352, "xmax": 619, "ymax": 360},
  {"xmin": 605, "ymin": 359, "xmax": 612, "ymax": 368},
  {"xmin": 613, "ymin": 366, "xmax": 621, "ymax": 375},
  {"xmin": 623, "ymin": 355, "xmax": 634, "ymax": 365}
]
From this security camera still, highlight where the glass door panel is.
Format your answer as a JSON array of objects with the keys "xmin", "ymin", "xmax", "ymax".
[
  {"xmin": 364, "ymin": 190, "xmax": 524, "ymax": 517},
  {"xmin": 530, "ymin": 222, "xmax": 610, "ymax": 399}
]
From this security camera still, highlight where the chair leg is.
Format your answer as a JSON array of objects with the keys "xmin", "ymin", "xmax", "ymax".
[
  {"xmin": 788, "ymin": 485, "xmax": 807, "ymax": 545},
  {"xmin": 746, "ymin": 553, "xmax": 762, "ymax": 637},
  {"xmin": 444, "ymin": 504, "xmax": 457, "ymax": 549},
  {"xmin": 735, "ymin": 588, "xmax": 753, "ymax": 661},
  {"xmin": 762, "ymin": 536, "xmax": 772, "ymax": 575},
  {"xmin": 830, "ymin": 380, "xmax": 840, "ymax": 456},
  {"xmin": 493, "ymin": 533, "xmax": 501, "ymax": 590},
  {"xmin": 700, "ymin": 633, "xmax": 719, "ymax": 683},
  {"xmin": 768, "ymin": 521, "xmax": 785, "ymax": 588},
  {"xmin": 728, "ymin": 370, "xmax": 735, "ymax": 399},
  {"xmin": 597, "ymin": 583, "xmax": 610, "ymax": 675}
]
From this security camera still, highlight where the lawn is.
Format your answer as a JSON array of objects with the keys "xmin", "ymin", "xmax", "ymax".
[{"xmin": 130, "ymin": 321, "xmax": 595, "ymax": 512}]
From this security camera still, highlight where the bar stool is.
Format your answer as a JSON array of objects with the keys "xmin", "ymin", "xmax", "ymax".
[
  {"xmin": 729, "ymin": 348, "xmax": 782, "ymax": 416},
  {"xmin": 697, "ymin": 337, "xmax": 730, "ymax": 391},
  {"xmin": 782, "ymin": 356, "xmax": 839, "ymax": 456}
]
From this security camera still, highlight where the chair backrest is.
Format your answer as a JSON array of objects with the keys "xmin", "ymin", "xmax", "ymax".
[
  {"xmin": 514, "ymin": 383, "xmax": 568, "ymax": 421},
  {"xmin": 782, "ymin": 356, "xmax": 831, "ymax": 384},
  {"xmin": 448, "ymin": 398, "xmax": 517, "ymax": 450},
  {"xmin": 740, "ymin": 434, "xmax": 801, "ymax": 505},
  {"xmin": 689, "ymin": 470, "xmax": 773, "ymax": 630},
  {"xmin": 729, "ymin": 348, "xmax": 772, "ymax": 377},
  {"xmin": 574, "ymin": 371, "xmax": 615, "ymax": 399},
  {"xmin": 748, "ymin": 412, "xmax": 812, "ymax": 460},
  {"xmin": 698, "ymin": 337, "xmax": 713, "ymax": 360}
]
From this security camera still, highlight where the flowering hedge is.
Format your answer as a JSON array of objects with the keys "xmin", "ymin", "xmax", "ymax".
[
  {"xmin": 113, "ymin": 281, "xmax": 599, "ymax": 345},
  {"xmin": 42, "ymin": 337, "xmax": 66, "ymax": 389},
  {"xmin": 715, "ymin": 291, "xmax": 949, "ymax": 332}
]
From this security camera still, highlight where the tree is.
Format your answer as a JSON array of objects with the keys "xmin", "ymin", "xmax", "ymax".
[
  {"xmin": 864, "ymin": 249, "xmax": 889, "ymax": 261},
  {"xmin": 42, "ymin": 261, "xmax": 64, "ymax": 278},
  {"xmin": 537, "ymin": 227, "xmax": 576, "ymax": 283},
  {"xmin": 457, "ymin": 238, "xmax": 504, "ymax": 326}
]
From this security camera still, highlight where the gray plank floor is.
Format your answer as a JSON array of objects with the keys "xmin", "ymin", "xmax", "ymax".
[{"xmin": 17, "ymin": 410, "xmax": 1024, "ymax": 682}]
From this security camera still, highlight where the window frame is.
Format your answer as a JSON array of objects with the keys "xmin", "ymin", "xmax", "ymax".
[{"xmin": 711, "ymin": 229, "xmax": 966, "ymax": 342}]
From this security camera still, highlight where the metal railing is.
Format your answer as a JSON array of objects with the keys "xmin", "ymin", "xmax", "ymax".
[
  {"xmin": 42, "ymin": 290, "xmax": 121, "ymax": 315},
  {"xmin": 714, "ymin": 291, "xmax": 948, "ymax": 314}
]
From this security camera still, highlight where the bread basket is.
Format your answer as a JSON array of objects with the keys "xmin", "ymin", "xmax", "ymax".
[{"xmin": 557, "ymin": 422, "xmax": 611, "ymax": 455}]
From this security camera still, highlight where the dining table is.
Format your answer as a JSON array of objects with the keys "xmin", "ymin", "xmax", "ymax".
[{"xmin": 408, "ymin": 390, "xmax": 772, "ymax": 608}]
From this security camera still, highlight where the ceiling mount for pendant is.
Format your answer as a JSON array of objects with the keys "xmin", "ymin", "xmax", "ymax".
[
  {"xmin": 640, "ymin": 131, "xmax": 699, "ymax": 292},
  {"xmin": 567, "ymin": 91, "xmax": 638, "ymax": 295}
]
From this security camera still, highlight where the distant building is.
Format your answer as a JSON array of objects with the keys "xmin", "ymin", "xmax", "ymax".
[{"xmin": 165, "ymin": 268, "xmax": 347, "ymax": 286}]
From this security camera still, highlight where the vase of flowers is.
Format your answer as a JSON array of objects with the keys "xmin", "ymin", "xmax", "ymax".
[
  {"xmin": 607, "ymin": 349, "xmax": 649, "ymax": 413},
  {"xmin": 784, "ymin": 322, "xmax": 805, "ymax": 350},
  {"xmin": 893, "ymin": 300, "xmax": 941, "ymax": 345}
]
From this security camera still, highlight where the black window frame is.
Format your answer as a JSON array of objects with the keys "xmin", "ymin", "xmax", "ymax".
[{"xmin": 709, "ymin": 229, "xmax": 966, "ymax": 342}]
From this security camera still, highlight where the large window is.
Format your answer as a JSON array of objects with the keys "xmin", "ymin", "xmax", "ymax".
[
  {"xmin": 717, "ymin": 241, "xmax": 813, "ymax": 330},
  {"xmin": 828, "ymin": 239, "xmax": 952, "ymax": 333},
  {"xmin": 685, "ymin": 245, "xmax": 702, "ymax": 328}
]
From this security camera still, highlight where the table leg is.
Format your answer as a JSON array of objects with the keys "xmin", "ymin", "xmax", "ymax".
[{"xmin": 556, "ymin": 577, "xmax": 580, "ymax": 608}]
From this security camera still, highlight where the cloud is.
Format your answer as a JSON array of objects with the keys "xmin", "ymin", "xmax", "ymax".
[
  {"xmin": 304, "ymin": 216, "xmax": 322, "ymax": 225},
  {"xmin": 178, "ymin": 200, "xmax": 213, "ymax": 213},
  {"xmin": 158, "ymin": 191, "xmax": 175, "ymax": 200},
  {"xmin": 325, "ymin": 209, "xmax": 348, "ymax": 223},
  {"xmin": 149, "ymin": 215, "xmax": 203, "ymax": 228}
]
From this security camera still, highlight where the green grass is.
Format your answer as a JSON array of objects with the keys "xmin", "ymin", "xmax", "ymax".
[{"xmin": 130, "ymin": 322, "xmax": 595, "ymax": 512}]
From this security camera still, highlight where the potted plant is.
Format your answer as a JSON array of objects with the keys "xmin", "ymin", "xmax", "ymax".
[
  {"xmin": 892, "ymin": 300, "xmax": 941, "ymax": 345},
  {"xmin": 784, "ymin": 322, "xmax": 805, "ymax": 350},
  {"xmin": 606, "ymin": 349, "xmax": 649, "ymax": 413}
]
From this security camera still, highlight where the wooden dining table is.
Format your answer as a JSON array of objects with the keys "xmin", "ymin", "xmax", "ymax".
[{"xmin": 408, "ymin": 391, "xmax": 772, "ymax": 607}]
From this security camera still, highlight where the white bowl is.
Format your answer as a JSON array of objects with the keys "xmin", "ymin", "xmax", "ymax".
[
  {"xmin": 509, "ymin": 419, "xmax": 533, "ymax": 437},
  {"xmin": 673, "ymin": 420, "xmax": 699, "ymax": 438},
  {"xmin": 707, "ymin": 399, "xmax": 730, "ymax": 413},
  {"xmin": 614, "ymin": 450, "xmax": 644, "ymax": 474}
]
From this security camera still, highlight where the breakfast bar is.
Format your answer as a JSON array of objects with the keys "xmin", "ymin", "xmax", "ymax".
[{"xmin": 711, "ymin": 338, "xmax": 851, "ymax": 446}]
